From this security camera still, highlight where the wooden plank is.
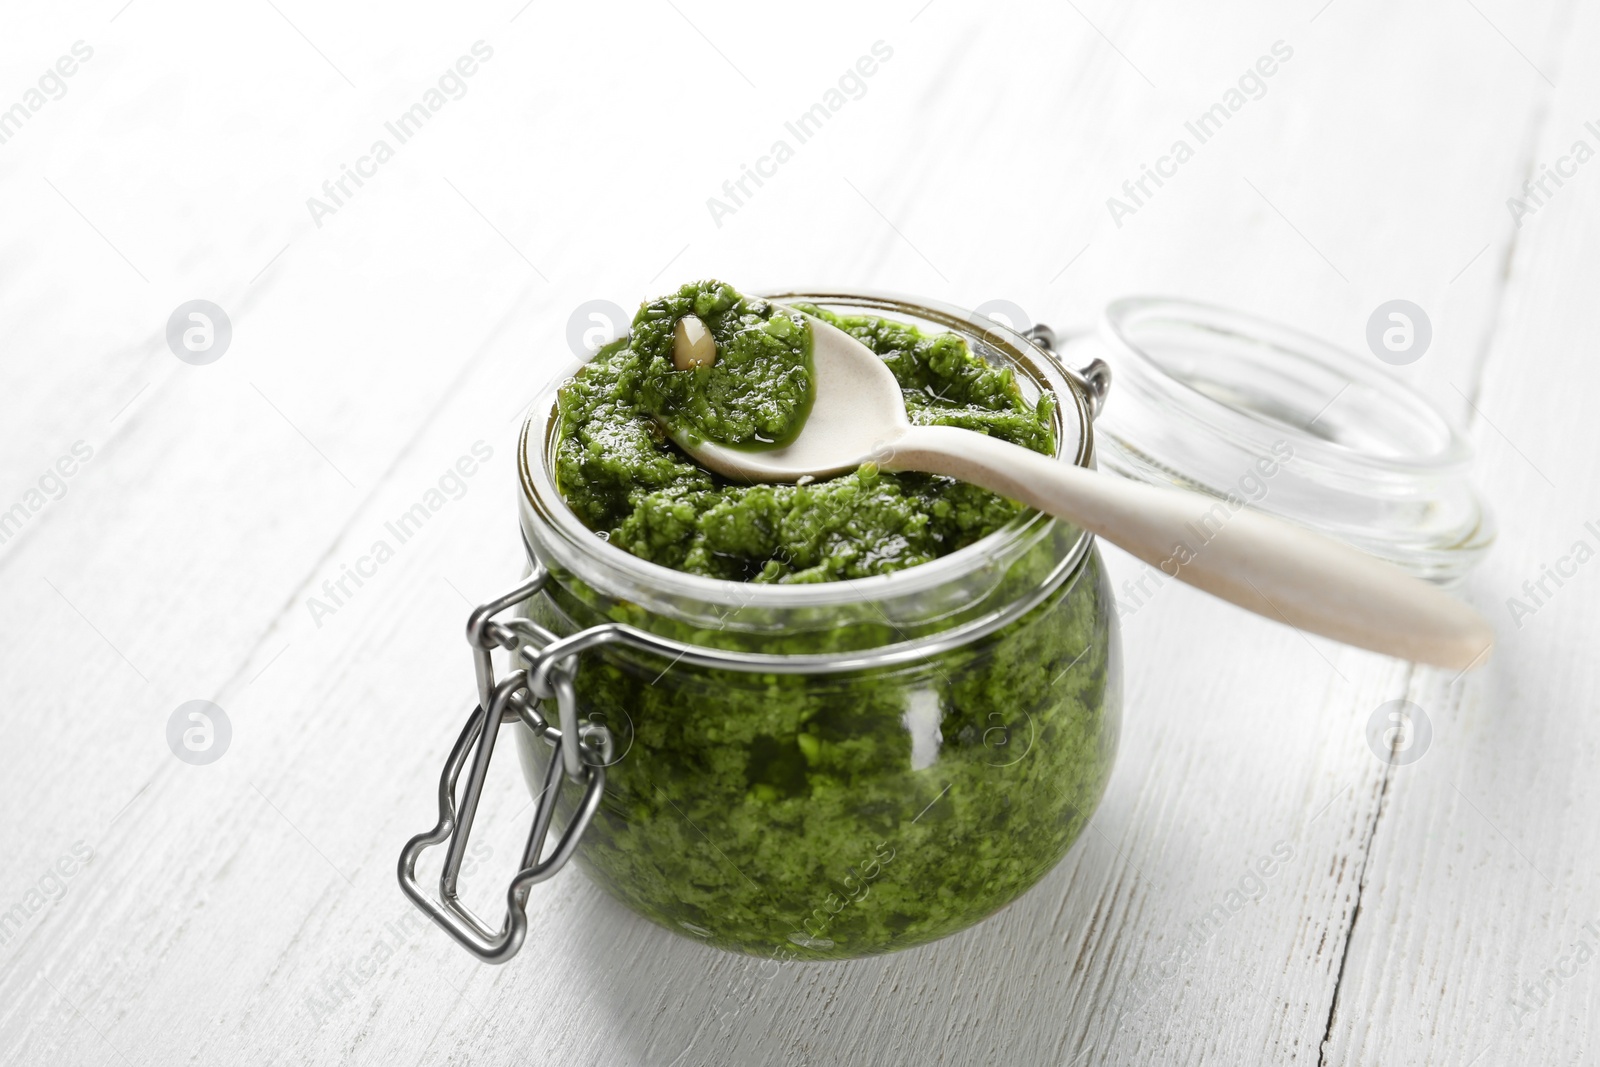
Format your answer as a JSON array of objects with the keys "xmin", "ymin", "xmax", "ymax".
[
  {"xmin": 1320, "ymin": 0, "xmax": 1600, "ymax": 1061},
  {"xmin": 0, "ymin": 0, "xmax": 1583, "ymax": 1064}
]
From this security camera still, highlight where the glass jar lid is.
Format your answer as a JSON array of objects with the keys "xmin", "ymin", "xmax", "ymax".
[{"xmin": 1051, "ymin": 296, "xmax": 1493, "ymax": 586}]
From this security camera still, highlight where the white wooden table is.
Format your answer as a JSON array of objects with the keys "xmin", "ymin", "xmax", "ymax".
[{"xmin": 2, "ymin": 1, "xmax": 1594, "ymax": 1063}]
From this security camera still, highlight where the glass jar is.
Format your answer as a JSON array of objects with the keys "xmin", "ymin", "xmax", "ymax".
[
  {"xmin": 507, "ymin": 293, "xmax": 1119, "ymax": 960},
  {"xmin": 1070, "ymin": 297, "xmax": 1493, "ymax": 585},
  {"xmin": 397, "ymin": 290, "xmax": 1489, "ymax": 965}
]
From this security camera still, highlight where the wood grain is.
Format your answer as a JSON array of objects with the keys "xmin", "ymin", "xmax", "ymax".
[{"xmin": 0, "ymin": 1, "xmax": 1588, "ymax": 1064}]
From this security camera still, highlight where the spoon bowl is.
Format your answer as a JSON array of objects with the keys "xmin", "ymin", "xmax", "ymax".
[{"xmin": 671, "ymin": 314, "xmax": 911, "ymax": 483}]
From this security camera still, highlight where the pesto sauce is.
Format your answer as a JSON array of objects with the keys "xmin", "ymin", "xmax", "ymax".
[
  {"xmin": 528, "ymin": 549, "xmax": 1118, "ymax": 960},
  {"xmin": 634, "ymin": 280, "xmax": 814, "ymax": 448},
  {"xmin": 555, "ymin": 280, "xmax": 1058, "ymax": 582},
  {"xmin": 537, "ymin": 282, "xmax": 1115, "ymax": 961}
]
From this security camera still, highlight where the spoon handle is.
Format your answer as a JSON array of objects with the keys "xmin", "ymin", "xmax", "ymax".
[{"xmin": 884, "ymin": 424, "xmax": 1493, "ymax": 671}]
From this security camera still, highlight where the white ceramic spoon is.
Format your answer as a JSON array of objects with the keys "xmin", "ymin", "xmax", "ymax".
[{"xmin": 671, "ymin": 313, "xmax": 1494, "ymax": 671}]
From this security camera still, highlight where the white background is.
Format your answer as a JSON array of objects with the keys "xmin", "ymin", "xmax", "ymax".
[{"xmin": 1, "ymin": 0, "xmax": 1595, "ymax": 1064}]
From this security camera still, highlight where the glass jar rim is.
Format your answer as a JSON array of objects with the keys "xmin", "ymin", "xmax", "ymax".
[
  {"xmin": 1102, "ymin": 296, "xmax": 1473, "ymax": 474},
  {"xmin": 518, "ymin": 290, "xmax": 1096, "ymax": 630},
  {"xmin": 1085, "ymin": 295, "xmax": 1493, "ymax": 583}
]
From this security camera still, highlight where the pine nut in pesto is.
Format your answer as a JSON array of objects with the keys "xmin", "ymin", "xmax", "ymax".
[{"xmin": 630, "ymin": 280, "xmax": 814, "ymax": 450}]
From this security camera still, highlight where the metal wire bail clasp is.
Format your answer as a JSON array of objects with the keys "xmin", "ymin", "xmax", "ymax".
[
  {"xmin": 396, "ymin": 565, "xmax": 609, "ymax": 964},
  {"xmin": 1026, "ymin": 323, "xmax": 1111, "ymax": 420}
]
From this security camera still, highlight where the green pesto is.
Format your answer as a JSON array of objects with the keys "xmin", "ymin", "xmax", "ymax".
[
  {"xmin": 555, "ymin": 282, "xmax": 1058, "ymax": 583},
  {"xmin": 525, "ymin": 547, "xmax": 1118, "ymax": 960},
  {"xmin": 632, "ymin": 280, "xmax": 814, "ymax": 448},
  {"xmin": 533, "ymin": 283, "xmax": 1114, "ymax": 960}
]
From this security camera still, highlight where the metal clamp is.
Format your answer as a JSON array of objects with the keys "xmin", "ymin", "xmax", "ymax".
[
  {"xmin": 1027, "ymin": 322, "xmax": 1111, "ymax": 419},
  {"xmin": 398, "ymin": 490, "xmax": 1094, "ymax": 963},
  {"xmin": 397, "ymin": 565, "xmax": 612, "ymax": 964}
]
